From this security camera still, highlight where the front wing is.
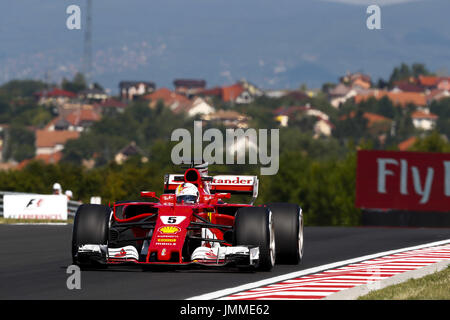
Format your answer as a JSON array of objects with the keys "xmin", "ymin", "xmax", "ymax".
[{"xmin": 76, "ymin": 244, "xmax": 260, "ymax": 269}]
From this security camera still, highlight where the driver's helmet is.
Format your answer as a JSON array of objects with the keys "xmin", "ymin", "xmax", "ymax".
[{"xmin": 175, "ymin": 183, "xmax": 199, "ymax": 204}]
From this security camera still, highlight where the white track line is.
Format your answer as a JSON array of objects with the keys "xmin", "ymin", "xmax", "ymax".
[{"xmin": 186, "ymin": 238, "xmax": 450, "ymax": 300}]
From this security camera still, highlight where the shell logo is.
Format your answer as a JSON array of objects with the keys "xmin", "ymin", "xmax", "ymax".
[{"xmin": 158, "ymin": 226, "xmax": 181, "ymax": 234}]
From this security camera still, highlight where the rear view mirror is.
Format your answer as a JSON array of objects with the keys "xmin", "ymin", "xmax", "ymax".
[
  {"xmin": 215, "ymin": 193, "xmax": 231, "ymax": 199},
  {"xmin": 140, "ymin": 191, "xmax": 156, "ymax": 198}
]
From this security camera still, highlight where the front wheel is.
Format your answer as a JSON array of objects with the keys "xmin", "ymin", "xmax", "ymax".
[
  {"xmin": 233, "ymin": 207, "xmax": 275, "ymax": 271},
  {"xmin": 267, "ymin": 203, "xmax": 304, "ymax": 264},
  {"xmin": 72, "ymin": 204, "xmax": 111, "ymax": 267}
]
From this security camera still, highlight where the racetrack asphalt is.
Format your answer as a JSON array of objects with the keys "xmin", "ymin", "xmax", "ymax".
[{"xmin": 1, "ymin": 224, "xmax": 449, "ymax": 300}]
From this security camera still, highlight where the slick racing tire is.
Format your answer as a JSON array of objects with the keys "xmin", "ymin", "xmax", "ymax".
[
  {"xmin": 72, "ymin": 204, "xmax": 111, "ymax": 267},
  {"xmin": 267, "ymin": 203, "xmax": 304, "ymax": 264},
  {"xmin": 233, "ymin": 206, "xmax": 275, "ymax": 271}
]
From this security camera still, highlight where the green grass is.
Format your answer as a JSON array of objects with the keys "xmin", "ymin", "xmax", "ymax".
[
  {"xmin": 0, "ymin": 217, "xmax": 73, "ymax": 224},
  {"xmin": 359, "ymin": 266, "xmax": 450, "ymax": 300}
]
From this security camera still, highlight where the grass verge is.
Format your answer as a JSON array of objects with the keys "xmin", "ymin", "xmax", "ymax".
[{"xmin": 359, "ymin": 265, "xmax": 450, "ymax": 300}]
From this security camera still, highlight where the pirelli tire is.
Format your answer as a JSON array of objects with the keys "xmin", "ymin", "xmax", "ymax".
[
  {"xmin": 71, "ymin": 204, "xmax": 111, "ymax": 267},
  {"xmin": 267, "ymin": 203, "xmax": 304, "ymax": 264},
  {"xmin": 233, "ymin": 206, "xmax": 275, "ymax": 271}
]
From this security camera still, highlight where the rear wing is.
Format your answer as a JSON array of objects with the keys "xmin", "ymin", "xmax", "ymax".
[{"xmin": 163, "ymin": 174, "xmax": 259, "ymax": 203}]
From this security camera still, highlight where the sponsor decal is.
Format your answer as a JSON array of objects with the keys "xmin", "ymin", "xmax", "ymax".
[
  {"xmin": 205, "ymin": 249, "xmax": 217, "ymax": 258},
  {"xmin": 157, "ymin": 234, "xmax": 179, "ymax": 238},
  {"xmin": 160, "ymin": 216, "xmax": 186, "ymax": 225},
  {"xmin": 157, "ymin": 238, "xmax": 177, "ymax": 243},
  {"xmin": 15, "ymin": 214, "xmax": 64, "ymax": 220},
  {"xmin": 356, "ymin": 150, "xmax": 450, "ymax": 212},
  {"xmin": 212, "ymin": 176, "xmax": 253, "ymax": 185},
  {"xmin": 158, "ymin": 226, "xmax": 181, "ymax": 234},
  {"xmin": 115, "ymin": 248, "xmax": 126, "ymax": 258},
  {"xmin": 155, "ymin": 242, "xmax": 176, "ymax": 246},
  {"xmin": 25, "ymin": 198, "xmax": 44, "ymax": 209}
]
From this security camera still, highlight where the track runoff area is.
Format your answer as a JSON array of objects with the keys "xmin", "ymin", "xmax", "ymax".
[
  {"xmin": 188, "ymin": 150, "xmax": 450, "ymax": 300},
  {"xmin": 189, "ymin": 239, "xmax": 450, "ymax": 300}
]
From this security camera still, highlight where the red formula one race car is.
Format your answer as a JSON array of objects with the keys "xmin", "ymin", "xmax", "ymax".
[{"xmin": 72, "ymin": 163, "xmax": 304, "ymax": 271}]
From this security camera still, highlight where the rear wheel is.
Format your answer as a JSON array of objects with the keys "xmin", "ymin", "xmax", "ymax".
[
  {"xmin": 72, "ymin": 204, "xmax": 111, "ymax": 267},
  {"xmin": 233, "ymin": 207, "xmax": 275, "ymax": 271},
  {"xmin": 267, "ymin": 203, "xmax": 303, "ymax": 264}
]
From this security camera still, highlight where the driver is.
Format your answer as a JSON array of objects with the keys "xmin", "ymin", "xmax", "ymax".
[{"xmin": 175, "ymin": 183, "xmax": 199, "ymax": 204}]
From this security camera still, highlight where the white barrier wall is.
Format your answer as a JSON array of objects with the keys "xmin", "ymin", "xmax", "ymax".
[{"xmin": 3, "ymin": 194, "xmax": 68, "ymax": 220}]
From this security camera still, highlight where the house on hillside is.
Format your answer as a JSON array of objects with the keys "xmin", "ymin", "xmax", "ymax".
[
  {"xmin": 222, "ymin": 83, "xmax": 247, "ymax": 103},
  {"xmin": 17, "ymin": 152, "xmax": 64, "ymax": 168},
  {"xmin": 411, "ymin": 110, "xmax": 438, "ymax": 131},
  {"xmin": 64, "ymin": 108, "xmax": 101, "ymax": 131},
  {"xmin": 391, "ymin": 81, "xmax": 424, "ymax": 93},
  {"xmin": 35, "ymin": 130, "xmax": 80, "ymax": 157},
  {"xmin": 417, "ymin": 75, "xmax": 440, "ymax": 89},
  {"xmin": 114, "ymin": 141, "xmax": 147, "ymax": 165},
  {"xmin": 202, "ymin": 110, "xmax": 249, "ymax": 128},
  {"xmin": 94, "ymin": 98, "xmax": 128, "ymax": 114},
  {"xmin": 144, "ymin": 88, "xmax": 191, "ymax": 111},
  {"xmin": 340, "ymin": 72, "xmax": 372, "ymax": 89},
  {"xmin": 340, "ymin": 111, "xmax": 392, "ymax": 126},
  {"xmin": 274, "ymin": 105, "xmax": 330, "ymax": 127},
  {"xmin": 328, "ymin": 84, "xmax": 358, "ymax": 108},
  {"xmin": 329, "ymin": 82, "xmax": 374, "ymax": 109},
  {"xmin": 78, "ymin": 88, "xmax": 108, "ymax": 102},
  {"xmin": 426, "ymin": 89, "xmax": 450, "ymax": 104},
  {"xmin": 119, "ymin": 81, "xmax": 156, "ymax": 100},
  {"xmin": 44, "ymin": 108, "xmax": 101, "ymax": 132},
  {"xmin": 173, "ymin": 79, "xmax": 206, "ymax": 97},
  {"xmin": 238, "ymin": 79, "xmax": 264, "ymax": 98},
  {"xmin": 339, "ymin": 111, "xmax": 393, "ymax": 138},
  {"xmin": 354, "ymin": 90, "xmax": 427, "ymax": 108},
  {"xmin": 35, "ymin": 88, "xmax": 77, "ymax": 106},
  {"xmin": 200, "ymin": 83, "xmax": 255, "ymax": 104},
  {"xmin": 172, "ymin": 97, "xmax": 215, "ymax": 117},
  {"xmin": 437, "ymin": 77, "xmax": 450, "ymax": 91},
  {"xmin": 398, "ymin": 137, "xmax": 417, "ymax": 151},
  {"xmin": 263, "ymin": 90, "xmax": 289, "ymax": 98},
  {"xmin": 314, "ymin": 119, "xmax": 334, "ymax": 138},
  {"xmin": 273, "ymin": 105, "xmax": 334, "ymax": 137}
]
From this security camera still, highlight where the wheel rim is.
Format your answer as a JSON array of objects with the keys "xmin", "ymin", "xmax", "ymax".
[
  {"xmin": 298, "ymin": 209, "xmax": 304, "ymax": 259},
  {"xmin": 268, "ymin": 211, "xmax": 276, "ymax": 267}
]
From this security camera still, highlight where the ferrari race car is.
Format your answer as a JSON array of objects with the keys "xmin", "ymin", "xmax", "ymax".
[{"xmin": 72, "ymin": 163, "xmax": 304, "ymax": 271}]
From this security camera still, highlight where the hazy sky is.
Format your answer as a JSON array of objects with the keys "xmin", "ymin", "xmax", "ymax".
[
  {"xmin": 321, "ymin": 0, "xmax": 424, "ymax": 5},
  {"xmin": 0, "ymin": 0, "xmax": 448, "ymax": 92}
]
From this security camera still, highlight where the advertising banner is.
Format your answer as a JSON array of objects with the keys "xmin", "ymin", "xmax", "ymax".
[
  {"xmin": 3, "ymin": 194, "xmax": 68, "ymax": 220},
  {"xmin": 356, "ymin": 150, "xmax": 450, "ymax": 212}
]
